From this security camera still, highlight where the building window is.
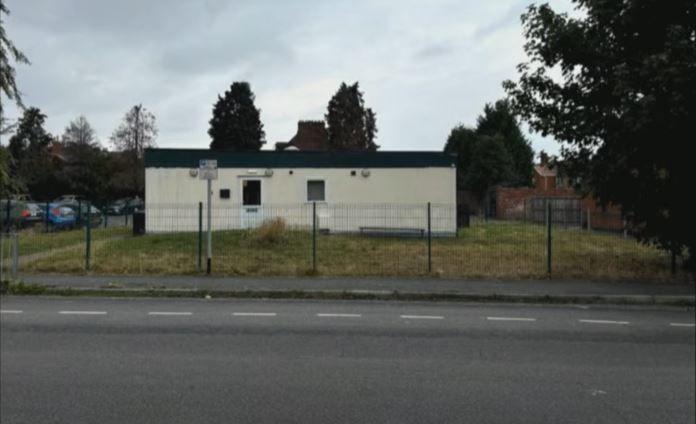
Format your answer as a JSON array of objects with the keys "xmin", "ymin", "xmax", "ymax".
[
  {"xmin": 219, "ymin": 189, "xmax": 230, "ymax": 199},
  {"xmin": 307, "ymin": 180, "xmax": 325, "ymax": 202},
  {"xmin": 243, "ymin": 180, "xmax": 261, "ymax": 205}
]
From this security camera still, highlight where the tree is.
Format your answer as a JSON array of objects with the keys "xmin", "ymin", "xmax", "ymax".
[
  {"xmin": 503, "ymin": 0, "xmax": 696, "ymax": 267},
  {"xmin": 110, "ymin": 104, "xmax": 158, "ymax": 195},
  {"xmin": 476, "ymin": 99, "xmax": 534, "ymax": 186},
  {"xmin": 61, "ymin": 115, "xmax": 110, "ymax": 201},
  {"xmin": 444, "ymin": 125, "xmax": 513, "ymax": 198},
  {"xmin": 62, "ymin": 115, "xmax": 97, "ymax": 146},
  {"xmin": 0, "ymin": 0, "xmax": 30, "ymax": 132},
  {"xmin": 208, "ymin": 82, "xmax": 265, "ymax": 150},
  {"xmin": 7, "ymin": 107, "xmax": 55, "ymax": 198},
  {"xmin": 325, "ymin": 82, "xmax": 378, "ymax": 151}
]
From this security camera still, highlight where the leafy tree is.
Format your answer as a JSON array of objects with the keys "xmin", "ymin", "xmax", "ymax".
[
  {"xmin": 0, "ymin": 0, "xmax": 30, "ymax": 132},
  {"xmin": 7, "ymin": 107, "xmax": 55, "ymax": 198},
  {"xmin": 110, "ymin": 104, "xmax": 158, "ymax": 195},
  {"xmin": 61, "ymin": 116, "xmax": 110, "ymax": 201},
  {"xmin": 0, "ymin": 145, "xmax": 24, "ymax": 197},
  {"xmin": 476, "ymin": 99, "xmax": 534, "ymax": 186},
  {"xmin": 444, "ymin": 126, "xmax": 513, "ymax": 198},
  {"xmin": 62, "ymin": 115, "xmax": 97, "ymax": 146},
  {"xmin": 503, "ymin": 0, "xmax": 696, "ymax": 267},
  {"xmin": 208, "ymin": 82, "xmax": 265, "ymax": 150},
  {"xmin": 325, "ymin": 82, "xmax": 378, "ymax": 151}
]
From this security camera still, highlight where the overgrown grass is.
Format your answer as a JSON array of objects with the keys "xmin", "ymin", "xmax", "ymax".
[
  {"xmin": 13, "ymin": 226, "xmax": 131, "ymax": 256},
  {"xmin": 17, "ymin": 221, "xmax": 684, "ymax": 281}
]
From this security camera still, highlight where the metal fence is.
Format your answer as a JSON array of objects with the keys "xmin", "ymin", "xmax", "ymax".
[{"xmin": 0, "ymin": 201, "xmax": 686, "ymax": 281}]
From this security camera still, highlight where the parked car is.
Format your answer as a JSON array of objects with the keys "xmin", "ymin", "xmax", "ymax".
[
  {"xmin": 0, "ymin": 200, "xmax": 45, "ymax": 228},
  {"xmin": 47, "ymin": 204, "xmax": 78, "ymax": 230},
  {"xmin": 53, "ymin": 194, "xmax": 85, "ymax": 206},
  {"xmin": 107, "ymin": 197, "xmax": 143, "ymax": 215},
  {"xmin": 60, "ymin": 202, "xmax": 103, "ymax": 227}
]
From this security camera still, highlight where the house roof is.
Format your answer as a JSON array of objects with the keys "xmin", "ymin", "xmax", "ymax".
[{"xmin": 145, "ymin": 148, "xmax": 456, "ymax": 169}]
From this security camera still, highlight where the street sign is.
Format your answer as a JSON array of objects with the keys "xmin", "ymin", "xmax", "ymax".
[{"xmin": 199, "ymin": 159, "xmax": 218, "ymax": 180}]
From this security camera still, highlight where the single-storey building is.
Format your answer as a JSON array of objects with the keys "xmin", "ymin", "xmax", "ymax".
[{"xmin": 144, "ymin": 148, "xmax": 457, "ymax": 234}]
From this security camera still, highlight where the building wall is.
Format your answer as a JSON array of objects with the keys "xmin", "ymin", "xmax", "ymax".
[{"xmin": 145, "ymin": 166, "xmax": 456, "ymax": 234}]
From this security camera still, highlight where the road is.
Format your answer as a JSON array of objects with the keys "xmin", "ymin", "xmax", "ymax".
[{"xmin": 1, "ymin": 297, "xmax": 694, "ymax": 424}]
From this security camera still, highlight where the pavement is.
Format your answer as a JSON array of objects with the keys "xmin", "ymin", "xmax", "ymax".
[
  {"xmin": 15, "ymin": 274, "xmax": 696, "ymax": 305},
  {"xmin": 1, "ymin": 296, "xmax": 694, "ymax": 423}
]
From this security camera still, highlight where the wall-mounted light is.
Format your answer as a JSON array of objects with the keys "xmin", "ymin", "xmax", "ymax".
[
  {"xmin": 361, "ymin": 169, "xmax": 371, "ymax": 177},
  {"xmin": 189, "ymin": 169, "xmax": 198, "ymax": 177},
  {"xmin": 264, "ymin": 169, "xmax": 274, "ymax": 177}
]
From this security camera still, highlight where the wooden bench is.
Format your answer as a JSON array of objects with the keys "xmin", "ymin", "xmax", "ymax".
[{"xmin": 359, "ymin": 226, "xmax": 425, "ymax": 238}]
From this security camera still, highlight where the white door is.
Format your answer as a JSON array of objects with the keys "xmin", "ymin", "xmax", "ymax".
[{"xmin": 240, "ymin": 179, "xmax": 262, "ymax": 229}]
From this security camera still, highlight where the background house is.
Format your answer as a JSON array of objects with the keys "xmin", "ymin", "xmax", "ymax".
[{"xmin": 275, "ymin": 121, "xmax": 328, "ymax": 151}]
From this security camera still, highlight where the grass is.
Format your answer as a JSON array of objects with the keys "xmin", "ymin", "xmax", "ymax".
[
  {"xmin": 10, "ymin": 226, "xmax": 131, "ymax": 257},
  {"xmin": 15, "ymin": 220, "xmax": 685, "ymax": 281}
]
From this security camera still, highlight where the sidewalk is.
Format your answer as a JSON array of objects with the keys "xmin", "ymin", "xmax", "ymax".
[{"xmin": 15, "ymin": 274, "xmax": 696, "ymax": 305}]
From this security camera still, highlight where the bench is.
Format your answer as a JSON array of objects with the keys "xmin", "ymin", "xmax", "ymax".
[{"xmin": 359, "ymin": 226, "xmax": 425, "ymax": 238}]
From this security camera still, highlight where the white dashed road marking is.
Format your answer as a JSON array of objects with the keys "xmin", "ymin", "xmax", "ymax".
[
  {"xmin": 316, "ymin": 313, "xmax": 362, "ymax": 318},
  {"xmin": 59, "ymin": 311, "xmax": 107, "ymax": 315},
  {"xmin": 148, "ymin": 312, "xmax": 193, "ymax": 316},
  {"xmin": 232, "ymin": 312, "xmax": 277, "ymax": 317},
  {"xmin": 400, "ymin": 315, "xmax": 444, "ymax": 320},
  {"xmin": 487, "ymin": 316, "xmax": 537, "ymax": 322},
  {"xmin": 579, "ymin": 319, "xmax": 629, "ymax": 325},
  {"xmin": 0, "ymin": 310, "xmax": 23, "ymax": 314},
  {"xmin": 670, "ymin": 323, "xmax": 695, "ymax": 327}
]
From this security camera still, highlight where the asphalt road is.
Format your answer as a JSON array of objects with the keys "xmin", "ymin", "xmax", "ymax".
[{"xmin": 1, "ymin": 297, "xmax": 694, "ymax": 424}]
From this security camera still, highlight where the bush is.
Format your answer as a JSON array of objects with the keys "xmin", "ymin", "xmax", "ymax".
[{"xmin": 247, "ymin": 218, "xmax": 288, "ymax": 246}]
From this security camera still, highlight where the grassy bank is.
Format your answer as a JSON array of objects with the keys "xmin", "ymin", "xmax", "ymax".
[{"xmin": 15, "ymin": 220, "xmax": 680, "ymax": 281}]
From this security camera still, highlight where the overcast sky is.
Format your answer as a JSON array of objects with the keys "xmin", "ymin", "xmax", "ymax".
[{"xmin": 2, "ymin": 0, "xmax": 573, "ymax": 154}]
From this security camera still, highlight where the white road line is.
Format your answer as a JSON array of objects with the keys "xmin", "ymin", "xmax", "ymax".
[
  {"xmin": 0, "ymin": 310, "xmax": 23, "ymax": 314},
  {"xmin": 400, "ymin": 315, "xmax": 444, "ymax": 320},
  {"xmin": 669, "ymin": 322, "xmax": 696, "ymax": 327},
  {"xmin": 148, "ymin": 312, "xmax": 193, "ymax": 316},
  {"xmin": 487, "ymin": 316, "xmax": 537, "ymax": 322},
  {"xmin": 316, "ymin": 313, "xmax": 362, "ymax": 318},
  {"xmin": 579, "ymin": 319, "xmax": 629, "ymax": 325},
  {"xmin": 232, "ymin": 312, "xmax": 277, "ymax": 317},
  {"xmin": 58, "ymin": 311, "xmax": 107, "ymax": 315}
]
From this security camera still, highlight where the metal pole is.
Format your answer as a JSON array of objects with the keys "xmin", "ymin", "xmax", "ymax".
[
  {"xmin": 1, "ymin": 232, "xmax": 5, "ymax": 282},
  {"xmin": 587, "ymin": 208, "xmax": 591, "ymax": 231},
  {"xmin": 5, "ymin": 199, "xmax": 11, "ymax": 233},
  {"xmin": 198, "ymin": 201, "xmax": 203, "ymax": 272},
  {"xmin": 45, "ymin": 202, "xmax": 50, "ymax": 232},
  {"xmin": 125, "ymin": 199, "xmax": 129, "ymax": 226},
  {"xmin": 11, "ymin": 232, "xmax": 19, "ymax": 279},
  {"xmin": 427, "ymin": 202, "xmax": 432, "ymax": 273},
  {"xmin": 671, "ymin": 247, "xmax": 677, "ymax": 275},
  {"xmin": 312, "ymin": 201, "xmax": 317, "ymax": 272},
  {"xmin": 86, "ymin": 202, "xmax": 91, "ymax": 271},
  {"xmin": 546, "ymin": 201, "xmax": 552, "ymax": 275},
  {"xmin": 206, "ymin": 179, "xmax": 212, "ymax": 275}
]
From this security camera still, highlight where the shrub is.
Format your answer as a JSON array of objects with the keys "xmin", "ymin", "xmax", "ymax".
[{"xmin": 247, "ymin": 218, "xmax": 288, "ymax": 247}]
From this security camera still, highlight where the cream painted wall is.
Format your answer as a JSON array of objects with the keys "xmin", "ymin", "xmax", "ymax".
[{"xmin": 145, "ymin": 167, "xmax": 456, "ymax": 233}]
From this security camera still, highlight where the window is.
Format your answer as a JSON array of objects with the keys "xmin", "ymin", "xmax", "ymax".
[
  {"xmin": 307, "ymin": 180, "xmax": 325, "ymax": 202},
  {"xmin": 242, "ymin": 180, "xmax": 261, "ymax": 205},
  {"xmin": 219, "ymin": 189, "xmax": 230, "ymax": 199}
]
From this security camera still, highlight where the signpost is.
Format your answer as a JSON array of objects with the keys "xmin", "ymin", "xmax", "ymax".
[{"xmin": 199, "ymin": 159, "xmax": 218, "ymax": 274}]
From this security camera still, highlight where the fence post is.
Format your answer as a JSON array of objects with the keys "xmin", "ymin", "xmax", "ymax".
[
  {"xmin": 198, "ymin": 201, "xmax": 203, "ymax": 272},
  {"xmin": 45, "ymin": 202, "xmax": 50, "ymax": 232},
  {"xmin": 125, "ymin": 199, "xmax": 129, "ymax": 227},
  {"xmin": 0, "ymin": 232, "xmax": 4, "ymax": 282},
  {"xmin": 586, "ymin": 208, "xmax": 591, "ymax": 231},
  {"xmin": 85, "ymin": 202, "xmax": 91, "ymax": 271},
  {"xmin": 5, "ymin": 199, "xmax": 11, "ymax": 232},
  {"xmin": 427, "ymin": 202, "xmax": 432, "ymax": 273},
  {"xmin": 546, "ymin": 201, "xmax": 552, "ymax": 275},
  {"xmin": 11, "ymin": 232, "xmax": 19, "ymax": 279},
  {"xmin": 312, "ymin": 201, "xmax": 317, "ymax": 273},
  {"xmin": 671, "ymin": 247, "xmax": 677, "ymax": 275}
]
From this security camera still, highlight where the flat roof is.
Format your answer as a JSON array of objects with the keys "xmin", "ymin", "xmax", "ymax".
[{"xmin": 144, "ymin": 148, "xmax": 456, "ymax": 168}]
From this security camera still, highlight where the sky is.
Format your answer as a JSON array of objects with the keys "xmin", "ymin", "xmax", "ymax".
[{"xmin": 2, "ymin": 0, "xmax": 574, "ymax": 154}]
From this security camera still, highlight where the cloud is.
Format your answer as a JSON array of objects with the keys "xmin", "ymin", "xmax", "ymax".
[{"xmin": 2, "ymin": 0, "xmax": 573, "ymax": 154}]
